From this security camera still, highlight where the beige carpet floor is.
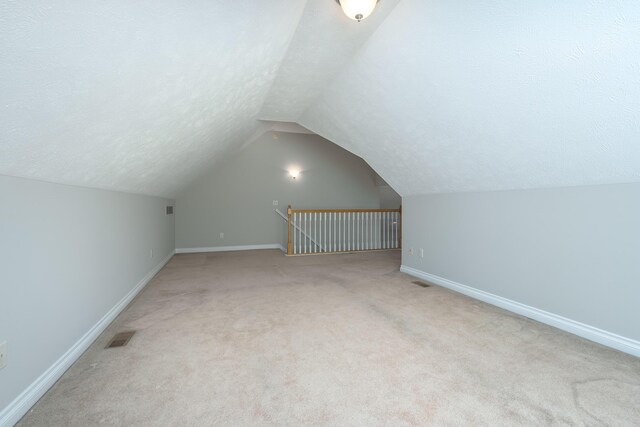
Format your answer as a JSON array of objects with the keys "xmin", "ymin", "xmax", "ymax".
[{"xmin": 18, "ymin": 250, "xmax": 640, "ymax": 426}]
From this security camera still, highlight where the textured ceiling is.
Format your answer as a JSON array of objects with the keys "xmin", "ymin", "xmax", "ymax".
[
  {"xmin": 300, "ymin": 0, "xmax": 640, "ymax": 196},
  {"xmin": 2, "ymin": 1, "xmax": 639, "ymax": 198},
  {"xmin": 259, "ymin": 0, "xmax": 400, "ymax": 122},
  {"xmin": 0, "ymin": 1, "xmax": 306, "ymax": 197}
]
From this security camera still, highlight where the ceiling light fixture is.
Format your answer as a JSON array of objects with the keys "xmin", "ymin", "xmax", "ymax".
[{"xmin": 336, "ymin": 0, "xmax": 379, "ymax": 22}]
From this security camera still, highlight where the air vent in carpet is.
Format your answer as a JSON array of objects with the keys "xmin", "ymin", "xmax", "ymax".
[
  {"xmin": 105, "ymin": 331, "xmax": 136, "ymax": 349},
  {"xmin": 411, "ymin": 280, "xmax": 431, "ymax": 288}
]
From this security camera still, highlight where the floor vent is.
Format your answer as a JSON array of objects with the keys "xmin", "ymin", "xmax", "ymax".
[
  {"xmin": 105, "ymin": 331, "xmax": 136, "ymax": 349},
  {"xmin": 412, "ymin": 280, "xmax": 431, "ymax": 288}
]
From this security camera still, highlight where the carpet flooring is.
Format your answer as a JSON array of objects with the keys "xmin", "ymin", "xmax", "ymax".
[{"xmin": 17, "ymin": 250, "xmax": 640, "ymax": 426}]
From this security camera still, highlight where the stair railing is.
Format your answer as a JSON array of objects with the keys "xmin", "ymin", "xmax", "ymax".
[
  {"xmin": 283, "ymin": 205, "xmax": 401, "ymax": 256},
  {"xmin": 275, "ymin": 208, "xmax": 323, "ymax": 252}
]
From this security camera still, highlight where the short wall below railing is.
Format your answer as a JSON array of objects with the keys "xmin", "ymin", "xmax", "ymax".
[{"xmin": 285, "ymin": 206, "xmax": 401, "ymax": 255}]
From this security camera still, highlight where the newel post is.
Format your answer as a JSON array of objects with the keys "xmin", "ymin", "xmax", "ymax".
[
  {"xmin": 398, "ymin": 205, "xmax": 402, "ymax": 249},
  {"xmin": 287, "ymin": 205, "xmax": 293, "ymax": 255}
]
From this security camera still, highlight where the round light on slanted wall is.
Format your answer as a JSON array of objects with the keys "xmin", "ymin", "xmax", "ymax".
[{"xmin": 337, "ymin": 0, "xmax": 378, "ymax": 22}]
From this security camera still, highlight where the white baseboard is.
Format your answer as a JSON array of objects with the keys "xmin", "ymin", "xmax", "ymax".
[
  {"xmin": 0, "ymin": 251, "xmax": 175, "ymax": 427},
  {"xmin": 175, "ymin": 243, "xmax": 285, "ymax": 254},
  {"xmin": 400, "ymin": 265, "xmax": 640, "ymax": 357}
]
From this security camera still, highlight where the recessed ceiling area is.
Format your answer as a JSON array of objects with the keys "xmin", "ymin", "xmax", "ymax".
[{"xmin": 1, "ymin": 0, "xmax": 639, "ymax": 198}]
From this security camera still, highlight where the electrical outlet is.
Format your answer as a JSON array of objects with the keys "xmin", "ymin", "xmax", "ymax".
[
  {"xmin": 420, "ymin": 248, "xmax": 424, "ymax": 258},
  {"xmin": 272, "ymin": 200, "xmax": 278, "ymax": 206},
  {"xmin": 149, "ymin": 249, "xmax": 154, "ymax": 259},
  {"xmin": 0, "ymin": 341, "xmax": 7, "ymax": 369},
  {"xmin": 219, "ymin": 232, "xmax": 224, "ymax": 239},
  {"xmin": 409, "ymin": 247, "xmax": 414, "ymax": 255}
]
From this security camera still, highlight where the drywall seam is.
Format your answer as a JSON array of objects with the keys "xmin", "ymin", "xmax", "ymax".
[
  {"xmin": 0, "ymin": 251, "xmax": 175, "ymax": 427},
  {"xmin": 175, "ymin": 244, "xmax": 285, "ymax": 254},
  {"xmin": 400, "ymin": 265, "xmax": 640, "ymax": 358}
]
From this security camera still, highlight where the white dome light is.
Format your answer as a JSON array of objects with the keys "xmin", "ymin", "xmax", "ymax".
[{"xmin": 337, "ymin": 0, "xmax": 378, "ymax": 22}]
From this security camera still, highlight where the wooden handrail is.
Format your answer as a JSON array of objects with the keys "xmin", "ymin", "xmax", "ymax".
[{"xmin": 290, "ymin": 208, "xmax": 401, "ymax": 214}]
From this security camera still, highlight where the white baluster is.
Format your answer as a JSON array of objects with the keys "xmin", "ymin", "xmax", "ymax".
[
  {"xmin": 391, "ymin": 212, "xmax": 395, "ymax": 249},
  {"xmin": 339, "ymin": 212, "xmax": 342, "ymax": 252},
  {"xmin": 374, "ymin": 212, "xmax": 378, "ymax": 249},
  {"xmin": 323, "ymin": 212, "xmax": 326, "ymax": 252},
  {"xmin": 367, "ymin": 212, "xmax": 373, "ymax": 250},
  {"xmin": 363, "ymin": 212, "xmax": 366, "ymax": 250},
  {"xmin": 361, "ymin": 212, "xmax": 364, "ymax": 251},
  {"xmin": 322, "ymin": 212, "xmax": 325, "ymax": 252},
  {"xmin": 340, "ymin": 212, "xmax": 343, "ymax": 251},
  {"xmin": 334, "ymin": 212, "xmax": 337, "ymax": 252},
  {"xmin": 394, "ymin": 212, "xmax": 398, "ymax": 248},
  {"xmin": 397, "ymin": 211, "xmax": 400, "ymax": 249},
  {"xmin": 328, "ymin": 212, "xmax": 332, "ymax": 252},
  {"xmin": 358, "ymin": 212, "xmax": 361, "ymax": 251},
  {"xmin": 337, "ymin": 212, "xmax": 340, "ymax": 252},
  {"xmin": 370, "ymin": 212, "xmax": 373, "ymax": 250},
  {"xmin": 377, "ymin": 212, "xmax": 380, "ymax": 249},
  {"xmin": 305, "ymin": 212, "xmax": 308, "ymax": 254},
  {"xmin": 380, "ymin": 212, "xmax": 383, "ymax": 249},
  {"xmin": 332, "ymin": 212, "xmax": 335, "ymax": 252},
  {"xmin": 388, "ymin": 212, "xmax": 391, "ymax": 249},
  {"xmin": 355, "ymin": 212, "xmax": 358, "ymax": 251},
  {"xmin": 378, "ymin": 212, "xmax": 382, "ymax": 249},
  {"xmin": 348, "ymin": 212, "xmax": 351, "ymax": 251},
  {"xmin": 366, "ymin": 212, "xmax": 370, "ymax": 250},
  {"xmin": 309, "ymin": 212, "xmax": 312, "ymax": 254},
  {"xmin": 341, "ymin": 212, "xmax": 344, "ymax": 252},
  {"xmin": 377, "ymin": 212, "xmax": 379, "ymax": 249},
  {"xmin": 384, "ymin": 212, "xmax": 388, "ymax": 249},
  {"xmin": 372, "ymin": 212, "xmax": 375, "ymax": 250},
  {"xmin": 298, "ymin": 212, "xmax": 301, "ymax": 254},
  {"xmin": 373, "ymin": 212, "xmax": 376, "ymax": 250}
]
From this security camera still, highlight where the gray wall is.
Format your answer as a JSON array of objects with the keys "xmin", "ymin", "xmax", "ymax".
[
  {"xmin": 378, "ymin": 186, "xmax": 402, "ymax": 209},
  {"xmin": 176, "ymin": 132, "xmax": 384, "ymax": 249},
  {"xmin": 0, "ymin": 175, "xmax": 174, "ymax": 412},
  {"xmin": 374, "ymin": 173, "xmax": 402, "ymax": 209},
  {"xmin": 402, "ymin": 183, "xmax": 640, "ymax": 342}
]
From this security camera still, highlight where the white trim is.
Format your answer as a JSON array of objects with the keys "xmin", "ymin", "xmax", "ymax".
[
  {"xmin": 0, "ymin": 251, "xmax": 175, "ymax": 427},
  {"xmin": 400, "ymin": 265, "xmax": 640, "ymax": 358},
  {"xmin": 175, "ymin": 244, "xmax": 285, "ymax": 254}
]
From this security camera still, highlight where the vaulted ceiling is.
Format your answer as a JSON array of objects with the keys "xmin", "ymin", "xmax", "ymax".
[{"xmin": 2, "ymin": 1, "xmax": 639, "ymax": 198}]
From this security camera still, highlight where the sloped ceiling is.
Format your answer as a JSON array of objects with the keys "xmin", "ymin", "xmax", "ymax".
[
  {"xmin": 259, "ymin": 0, "xmax": 401, "ymax": 122},
  {"xmin": 0, "ymin": 1, "xmax": 306, "ymax": 197},
  {"xmin": 2, "ymin": 1, "xmax": 639, "ymax": 198},
  {"xmin": 300, "ymin": 0, "xmax": 640, "ymax": 195}
]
